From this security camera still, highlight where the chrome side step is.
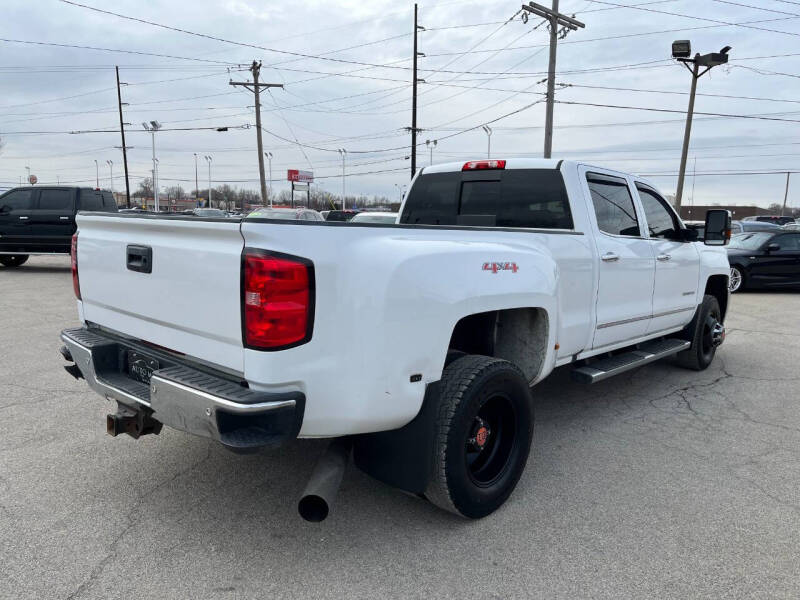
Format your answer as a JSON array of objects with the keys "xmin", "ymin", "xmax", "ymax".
[{"xmin": 571, "ymin": 338, "xmax": 691, "ymax": 384}]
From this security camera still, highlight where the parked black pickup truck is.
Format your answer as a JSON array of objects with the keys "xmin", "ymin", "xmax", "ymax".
[{"xmin": 0, "ymin": 186, "xmax": 117, "ymax": 267}]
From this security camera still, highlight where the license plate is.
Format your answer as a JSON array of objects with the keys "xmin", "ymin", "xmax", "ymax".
[{"xmin": 127, "ymin": 350, "xmax": 159, "ymax": 384}]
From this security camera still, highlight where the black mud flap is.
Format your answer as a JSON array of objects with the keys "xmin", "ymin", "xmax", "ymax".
[{"xmin": 352, "ymin": 381, "xmax": 440, "ymax": 495}]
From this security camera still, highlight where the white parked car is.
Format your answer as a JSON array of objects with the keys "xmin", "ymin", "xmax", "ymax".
[
  {"xmin": 60, "ymin": 159, "xmax": 731, "ymax": 520},
  {"xmin": 349, "ymin": 211, "xmax": 398, "ymax": 224}
]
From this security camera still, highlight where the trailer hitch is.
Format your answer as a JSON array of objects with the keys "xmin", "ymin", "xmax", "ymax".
[{"xmin": 107, "ymin": 404, "xmax": 163, "ymax": 439}]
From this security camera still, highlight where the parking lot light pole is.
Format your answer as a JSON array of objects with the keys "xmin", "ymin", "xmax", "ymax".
[
  {"xmin": 672, "ymin": 41, "xmax": 731, "ymax": 211},
  {"xmin": 204, "ymin": 155, "xmax": 213, "ymax": 208},
  {"xmin": 93, "ymin": 160, "xmax": 99, "ymax": 188},
  {"xmin": 265, "ymin": 152, "xmax": 273, "ymax": 207},
  {"xmin": 142, "ymin": 121, "xmax": 162, "ymax": 211},
  {"xmin": 338, "ymin": 148, "xmax": 347, "ymax": 210},
  {"xmin": 426, "ymin": 139, "xmax": 437, "ymax": 165},
  {"xmin": 193, "ymin": 153, "xmax": 199, "ymax": 205},
  {"xmin": 106, "ymin": 160, "xmax": 113, "ymax": 193},
  {"xmin": 482, "ymin": 125, "xmax": 492, "ymax": 158}
]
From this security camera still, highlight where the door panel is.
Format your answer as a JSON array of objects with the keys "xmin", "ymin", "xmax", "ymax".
[
  {"xmin": 751, "ymin": 233, "xmax": 800, "ymax": 286},
  {"xmin": 583, "ymin": 170, "xmax": 655, "ymax": 349},
  {"xmin": 0, "ymin": 188, "xmax": 35, "ymax": 249},
  {"xmin": 30, "ymin": 188, "xmax": 76, "ymax": 249},
  {"xmin": 635, "ymin": 184, "xmax": 701, "ymax": 333}
]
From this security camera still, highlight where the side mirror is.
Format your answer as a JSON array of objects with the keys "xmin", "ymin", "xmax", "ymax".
[
  {"xmin": 767, "ymin": 243, "xmax": 780, "ymax": 252},
  {"xmin": 704, "ymin": 209, "xmax": 731, "ymax": 246}
]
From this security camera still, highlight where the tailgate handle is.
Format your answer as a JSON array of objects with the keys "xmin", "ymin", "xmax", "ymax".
[{"xmin": 126, "ymin": 245, "xmax": 152, "ymax": 273}]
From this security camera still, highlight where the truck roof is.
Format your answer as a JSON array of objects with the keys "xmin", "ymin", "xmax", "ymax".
[{"xmin": 423, "ymin": 158, "xmax": 563, "ymax": 174}]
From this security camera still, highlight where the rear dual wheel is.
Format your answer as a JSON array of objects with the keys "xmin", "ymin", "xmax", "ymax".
[
  {"xmin": 425, "ymin": 355, "xmax": 533, "ymax": 519},
  {"xmin": 0, "ymin": 255, "xmax": 28, "ymax": 268}
]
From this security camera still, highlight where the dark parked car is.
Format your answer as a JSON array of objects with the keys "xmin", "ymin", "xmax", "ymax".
[
  {"xmin": 731, "ymin": 219, "xmax": 781, "ymax": 234},
  {"xmin": 727, "ymin": 231, "xmax": 800, "ymax": 292},
  {"xmin": 324, "ymin": 209, "xmax": 360, "ymax": 222},
  {"xmin": 743, "ymin": 215, "xmax": 796, "ymax": 226},
  {"xmin": 0, "ymin": 186, "xmax": 117, "ymax": 267}
]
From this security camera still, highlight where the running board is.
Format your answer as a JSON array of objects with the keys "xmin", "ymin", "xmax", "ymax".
[{"xmin": 571, "ymin": 339, "xmax": 691, "ymax": 384}]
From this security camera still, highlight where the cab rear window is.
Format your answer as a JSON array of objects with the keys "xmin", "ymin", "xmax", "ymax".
[{"xmin": 400, "ymin": 169, "xmax": 573, "ymax": 229}]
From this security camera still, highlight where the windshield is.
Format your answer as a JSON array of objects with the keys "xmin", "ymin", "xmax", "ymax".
[{"xmin": 728, "ymin": 232, "xmax": 771, "ymax": 250}]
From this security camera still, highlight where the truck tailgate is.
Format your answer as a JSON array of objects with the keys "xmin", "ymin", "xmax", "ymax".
[{"xmin": 76, "ymin": 214, "xmax": 245, "ymax": 372}]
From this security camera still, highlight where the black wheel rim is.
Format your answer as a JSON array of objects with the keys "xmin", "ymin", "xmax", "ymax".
[
  {"xmin": 701, "ymin": 308, "xmax": 722, "ymax": 358},
  {"xmin": 465, "ymin": 393, "xmax": 517, "ymax": 487}
]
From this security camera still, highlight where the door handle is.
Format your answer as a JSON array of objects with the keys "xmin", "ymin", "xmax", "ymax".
[
  {"xmin": 18, "ymin": 216, "xmax": 28, "ymax": 220},
  {"xmin": 59, "ymin": 216, "xmax": 70, "ymax": 220},
  {"xmin": 601, "ymin": 252, "xmax": 619, "ymax": 262},
  {"xmin": 657, "ymin": 254, "xmax": 671, "ymax": 262}
]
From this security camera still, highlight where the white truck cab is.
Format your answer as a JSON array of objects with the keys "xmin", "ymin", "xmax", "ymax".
[{"xmin": 60, "ymin": 158, "xmax": 731, "ymax": 520}]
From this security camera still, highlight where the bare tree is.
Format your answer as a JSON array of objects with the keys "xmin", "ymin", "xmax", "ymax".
[{"xmin": 134, "ymin": 177, "xmax": 154, "ymax": 198}]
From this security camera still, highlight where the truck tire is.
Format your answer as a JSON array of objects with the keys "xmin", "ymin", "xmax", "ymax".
[
  {"xmin": 425, "ymin": 355, "xmax": 533, "ymax": 519},
  {"xmin": 0, "ymin": 255, "xmax": 29, "ymax": 268},
  {"xmin": 675, "ymin": 294, "xmax": 723, "ymax": 371}
]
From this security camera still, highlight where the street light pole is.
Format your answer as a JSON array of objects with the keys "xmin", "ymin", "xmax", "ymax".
[
  {"xmin": 426, "ymin": 139, "xmax": 437, "ymax": 165},
  {"xmin": 204, "ymin": 155, "xmax": 213, "ymax": 208},
  {"xmin": 25, "ymin": 166, "xmax": 30, "ymax": 185},
  {"xmin": 93, "ymin": 160, "xmax": 99, "ymax": 188},
  {"xmin": 338, "ymin": 149, "xmax": 347, "ymax": 210},
  {"xmin": 142, "ymin": 121, "xmax": 162, "ymax": 211},
  {"xmin": 265, "ymin": 152, "xmax": 273, "ymax": 207},
  {"xmin": 482, "ymin": 125, "xmax": 493, "ymax": 158},
  {"xmin": 106, "ymin": 160, "xmax": 113, "ymax": 193},
  {"xmin": 193, "ymin": 153, "xmax": 199, "ymax": 205},
  {"xmin": 672, "ymin": 41, "xmax": 731, "ymax": 211}
]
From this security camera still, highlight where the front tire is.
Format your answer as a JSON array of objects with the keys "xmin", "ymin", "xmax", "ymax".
[
  {"xmin": 729, "ymin": 265, "xmax": 745, "ymax": 293},
  {"xmin": 0, "ymin": 255, "xmax": 29, "ymax": 268},
  {"xmin": 425, "ymin": 355, "xmax": 533, "ymax": 519},
  {"xmin": 675, "ymin": 295, "xmax": 723, "ymax": 371}
]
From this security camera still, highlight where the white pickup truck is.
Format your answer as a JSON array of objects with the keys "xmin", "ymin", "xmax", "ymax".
[{"xmin": 60, "ymin": 159, "xmax": 732, "ymax": 521}]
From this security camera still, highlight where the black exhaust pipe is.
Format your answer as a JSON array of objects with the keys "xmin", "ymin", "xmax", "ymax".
[{"xmin": 298, "ymin": 439, "xmax": 351, "ymax": 522}]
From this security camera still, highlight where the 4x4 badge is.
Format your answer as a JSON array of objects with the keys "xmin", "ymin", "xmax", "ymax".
[{"xmin": 482, "ymin": 262, "xmax": 518, "ymax": 273}]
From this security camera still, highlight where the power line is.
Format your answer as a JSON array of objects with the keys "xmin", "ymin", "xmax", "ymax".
[
  {"xmin": 582, "ymin": 0, "xmax": 800, "ymax": 38},
  {"xmin": 554, "ymin": 100, "xmax": 800, "ymax": 123},
  {"xmin": 559, "ymin": 83, "xmax": 800, "ymax": 106}
]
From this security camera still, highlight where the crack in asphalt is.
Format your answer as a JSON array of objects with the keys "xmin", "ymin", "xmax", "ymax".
[{"xmin": 63, "ymin": 443, "xmax": 213, "ymax": 600}]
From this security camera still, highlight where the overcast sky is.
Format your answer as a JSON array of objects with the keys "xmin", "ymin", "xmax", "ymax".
[{"xmin": 2, "ymin": 0, "xmax": 800, "ymax": 209}]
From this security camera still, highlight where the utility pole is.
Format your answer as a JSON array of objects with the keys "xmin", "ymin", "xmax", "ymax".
[
  {"xmin": 782, "ymin": 172, "xmax": 791, "ymax": 217},
  {"xmin": 409, "ymin": 4, "xmax": 425, "ymax": 179},
  {"xmin": 672, "ymin": 41, "xmax": 731, "ymax": 210},
  {"xmin": 230, "ymin": 61, "xmax": 283, "ymax": 206},
  {"xmin": 338, "ymin": 149, "xmax": 347, "ymax": 210},
  {"xmin": 265, "ymin": 152, "xmax": 273, "ymax": 207},
  {"xmin": 521, "ymin": 2, "xmax": 585, "ymax": 159},
  {"xmin": 116, "ymin": 66, "xmax": 131, "ymax": 207}
]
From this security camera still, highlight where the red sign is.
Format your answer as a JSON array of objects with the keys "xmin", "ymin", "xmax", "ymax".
[{"xmin": 287, "ymin": 169, "xmax": 314, "ymax": 183}]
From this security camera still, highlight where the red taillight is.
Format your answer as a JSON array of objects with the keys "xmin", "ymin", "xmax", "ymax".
[
  {"xmin": 242, "ymin": 251, "xmax": 314, "ymax": 350},
  {"xmin": 462, "ymin": 159, "xmax": 506, "ymax": 171},
  {"xmin": 71, "ymin": 234, "xmax": 81, "ymax": 300}
]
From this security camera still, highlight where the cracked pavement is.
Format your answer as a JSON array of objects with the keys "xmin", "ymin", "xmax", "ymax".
[{"xmin": 1, "ymin": 256, "xmax": 799, "ymax": 599}]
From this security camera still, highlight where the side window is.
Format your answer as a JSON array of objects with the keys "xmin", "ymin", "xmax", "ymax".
[
  {"xmin": 636, "ymin": 185, "xmax": 679, "ymax": 239},
  {"xmin": 586, "ymin": 173, "xmax": 640, "ymax": 236},
  {"xmin": 0, "ymin": 189, "xmax": 33, "ymax": 211},
  {"xmin": 101, "ymin": 192, "xmax": 118, "ymax": 211},
  {"xmin": 772, "ymin": 234, "xmax": 800, "ymax": 251},
  {"xmin": 401, "ymin": 173, "xmax": 460, "ymax": 225},
  {"xmin": 37, "ymin": 189, "xmax": 73, "ymax": 211},
  {"xmin": 78, "ymin": 191, "xmax": 103, "ymax": 211}
]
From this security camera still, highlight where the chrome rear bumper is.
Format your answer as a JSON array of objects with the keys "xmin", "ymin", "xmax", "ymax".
[{"xmin": 60, "ymin": 327, "xmax": 304, "ymax": 450}]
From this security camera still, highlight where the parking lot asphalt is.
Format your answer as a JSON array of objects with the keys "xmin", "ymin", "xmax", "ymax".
[{"xmin": 1, "ymin": 255, "xmax": 799, "ymax": 599}]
